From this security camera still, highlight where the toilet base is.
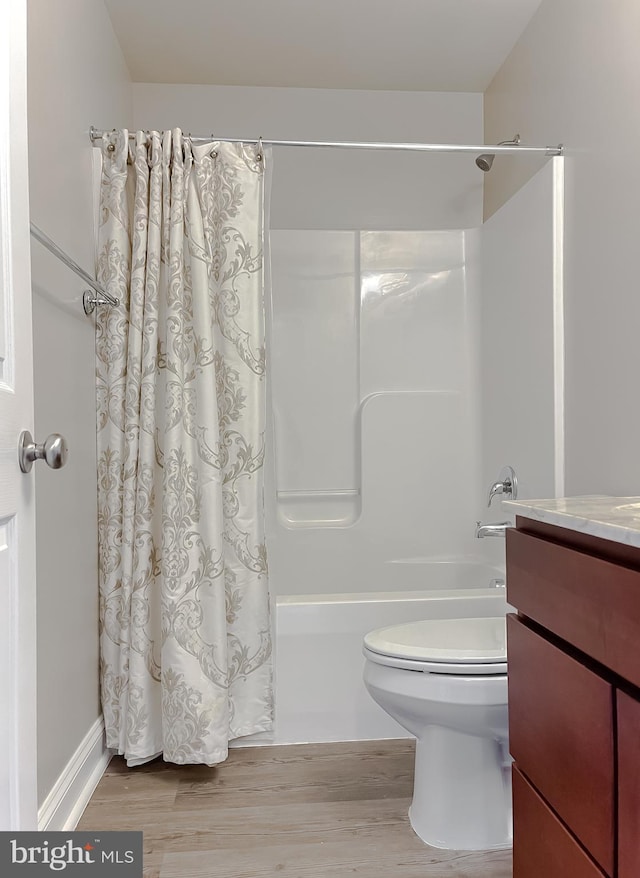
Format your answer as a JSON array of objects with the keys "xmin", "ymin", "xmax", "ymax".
[{"xmin": 409, "ymin": 725, "xmax": 512, "ymax": 850}]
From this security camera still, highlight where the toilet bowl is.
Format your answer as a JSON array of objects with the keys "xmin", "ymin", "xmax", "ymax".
[{"xmin": 362, "ymin": 616, "xmax": 511, "ymax": 851}]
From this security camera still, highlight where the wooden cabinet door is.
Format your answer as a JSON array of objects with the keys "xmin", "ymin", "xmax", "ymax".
[
  {"xmin": 513, "ymin": 768, "xmax": 606, "ymax": 878},
  {"xmin": 618, "ymin": 689, "xmax": 640, "ymax": 878},
  {"xmin": 507, "ymin": 528, "xmax": 640, "ymax": 688},
  {"xmin": 508, "ymin": 615, "xmax": 614, "ymax": 874}
]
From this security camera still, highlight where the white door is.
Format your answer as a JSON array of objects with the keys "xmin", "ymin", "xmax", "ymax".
[{"xmin": 0, "ymin": 0, "xmax": 38, "ymax": 830}]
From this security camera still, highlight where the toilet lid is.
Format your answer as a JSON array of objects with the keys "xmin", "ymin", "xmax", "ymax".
[{"xmin": 363, "ymin": 616, "xmax": 507, "ymax": 665}]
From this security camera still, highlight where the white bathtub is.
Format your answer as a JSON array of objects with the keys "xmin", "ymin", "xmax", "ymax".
[{"xmin": 260, "ymin": 584, "xmax": 510, "ymax": 746}]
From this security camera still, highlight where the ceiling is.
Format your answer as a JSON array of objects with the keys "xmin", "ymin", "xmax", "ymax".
[{"xmin": 104, "ymin": 0, "xmax": 543, "ymax": 92}]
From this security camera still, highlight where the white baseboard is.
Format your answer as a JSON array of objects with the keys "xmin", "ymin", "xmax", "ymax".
[{"xmin": 38, "ymin": 716, "xmax": 112, "ymax": 831}]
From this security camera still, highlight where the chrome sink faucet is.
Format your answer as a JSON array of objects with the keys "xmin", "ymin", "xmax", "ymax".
[{"xmin": 476, "ymin": 521, "xmax": 512, "ymax": 539}]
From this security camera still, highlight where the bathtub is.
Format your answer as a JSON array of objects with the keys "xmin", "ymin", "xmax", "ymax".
[{"xmin": 258, "ymin": 579, "xmax": 510, "ymax": 746}]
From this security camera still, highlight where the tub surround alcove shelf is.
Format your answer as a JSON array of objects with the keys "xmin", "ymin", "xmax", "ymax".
[{"xmin": 504, "ymin": 496, "xmax": 640, "ymax": 878}]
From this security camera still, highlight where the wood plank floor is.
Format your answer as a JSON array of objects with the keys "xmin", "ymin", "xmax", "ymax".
[{"xmin": 78, "ymin": 739, "xmax": 512, "ymax": 878}]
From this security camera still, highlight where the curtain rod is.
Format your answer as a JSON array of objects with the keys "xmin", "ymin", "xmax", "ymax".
[
  {"xmin": 89, "ymin": 127, "xmax": 563, "ymax": 156},
  {"xmin": 30, "ymin": 223, "xmax": 120, "ymax": 315}
]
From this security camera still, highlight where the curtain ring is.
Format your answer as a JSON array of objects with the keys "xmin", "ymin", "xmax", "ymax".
[
  {"xmin": 256, "ymin": 137, "xmax": 264, "ymax": 163},
  {"xmin": 106, "ymin": 127, "xmax": 116, "ymax": 152}
]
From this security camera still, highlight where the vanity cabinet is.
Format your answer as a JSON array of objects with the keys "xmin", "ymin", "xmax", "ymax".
[
  {"xmin": 506, "ymin": 514, "xmax": 640, "ymax": 878},
  {"xmin": 508, "ymin": 615, "xmax": 613, "ymax": 873}
]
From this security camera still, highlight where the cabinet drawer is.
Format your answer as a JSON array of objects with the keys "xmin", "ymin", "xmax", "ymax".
[
  {"xmin": 618, "ymin": 690, "xmax": 640, "ymax": 878},
  {"xmin": 513, "ymin": 768, "xmax": 606, "ymax": 878},
  {"xmin": 508, "ymin": 615, "xmax": 614, "ymax": 874},
  {"xmin": 507, "ymin": 527, "xmax": 640, "ymax": 687}
]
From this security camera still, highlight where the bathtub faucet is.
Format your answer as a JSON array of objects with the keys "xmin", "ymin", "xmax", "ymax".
[
  {"xmin": 487, "ymin": 466, "xmax": 518, "ymax": 507},
  {"xmin": 475, "ymin": 521, "xmax": 513, "ymax": 539}
]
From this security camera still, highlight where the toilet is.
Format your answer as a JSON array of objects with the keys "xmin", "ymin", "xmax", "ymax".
[{"xmin": 362, "ymin": 616, "xmax": 511, "ymax": 851}]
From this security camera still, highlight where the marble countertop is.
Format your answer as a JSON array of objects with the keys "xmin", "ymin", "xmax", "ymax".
[{"xmin": 503, "ymin": 496, "xmax": 640, "ymax": 549}]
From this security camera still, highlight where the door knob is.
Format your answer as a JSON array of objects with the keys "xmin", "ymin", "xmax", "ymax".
[{"xmin": 18, "ymin": 430, "xmax": 69, "ymax": 473}]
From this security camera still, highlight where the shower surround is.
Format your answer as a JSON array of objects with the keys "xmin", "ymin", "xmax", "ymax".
[
  {"xmin": 254, "ymin": 160, "xmax": 563, "ymax": 746},
  {"xmin": 267, "ymin": 229, "xmax": 483, "ymax": 596}
]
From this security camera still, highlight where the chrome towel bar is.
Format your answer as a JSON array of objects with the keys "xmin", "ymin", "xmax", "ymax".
[{"xmin": 30, "ymin": 222, "xmax": 119, "ymax": 314}]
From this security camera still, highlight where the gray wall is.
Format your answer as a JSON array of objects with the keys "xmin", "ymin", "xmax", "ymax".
[
  {"xmin": 28, "ymin": 0, "xmax": 132, "ymax": 807},
  {"xmin": 485, "ymin": 0, "xmax": 640, "ymax": 495},
  {"xmin": 133, "ymin": 84, "xmax": 484, "ymax": 230}
]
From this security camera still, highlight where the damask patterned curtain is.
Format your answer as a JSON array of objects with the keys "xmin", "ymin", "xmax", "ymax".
[{"xmin": 96, "ymin": 129, "xmax": 273, "ymax": 766}]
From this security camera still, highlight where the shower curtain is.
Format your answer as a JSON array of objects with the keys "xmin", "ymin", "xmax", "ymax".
[{"xmin": 96, "ymin": 129, "xmax": 273, "ymax": 765}]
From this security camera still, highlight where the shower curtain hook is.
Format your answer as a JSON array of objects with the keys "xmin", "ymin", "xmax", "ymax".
[{"xmin": 256, "ymin": 137, "xmax": 264, "ymax": 163}]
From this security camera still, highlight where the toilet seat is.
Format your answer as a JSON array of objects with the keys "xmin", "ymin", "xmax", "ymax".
[
  {"xmin": 363, "ymin": 646, "xmax": 507, "ymax": 675},
  {"xmin": 363, "ymin": 616, "xmax": 507, "ymax": 676}
]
